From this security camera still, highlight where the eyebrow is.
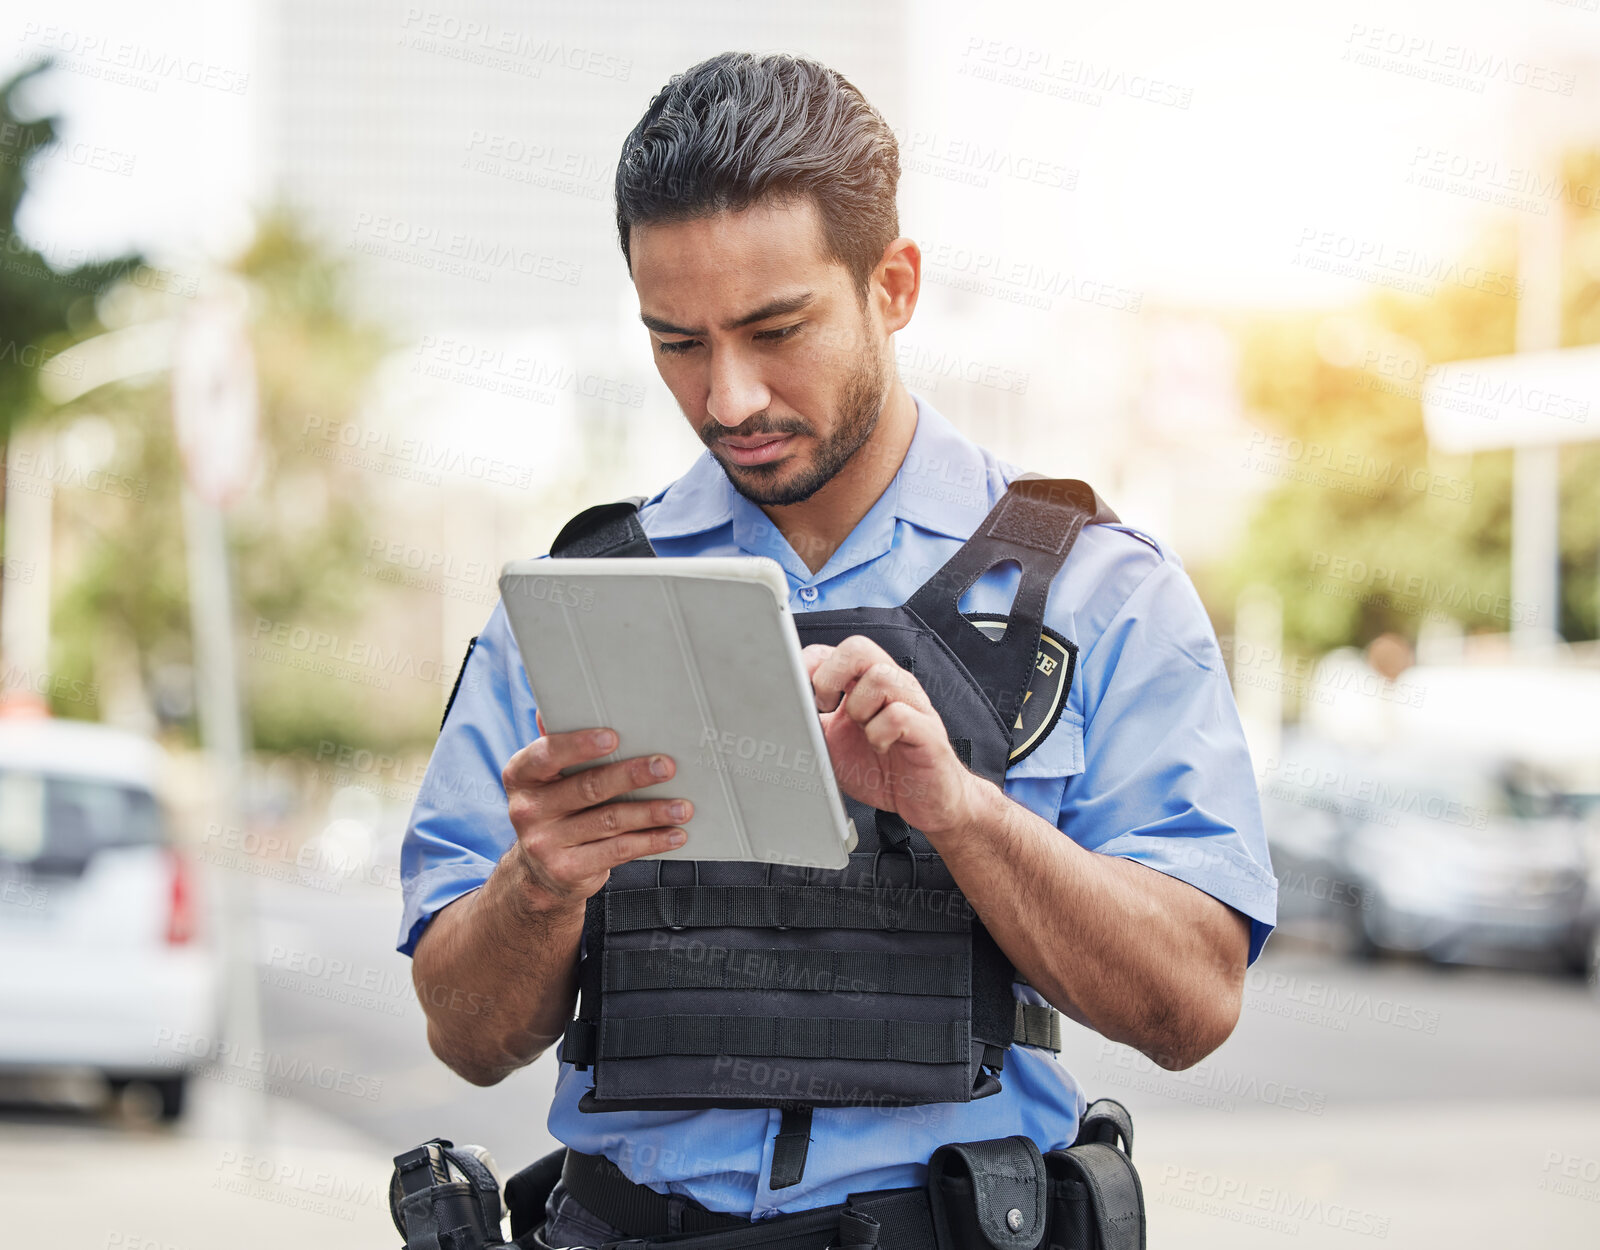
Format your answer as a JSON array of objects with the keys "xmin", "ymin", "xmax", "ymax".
[{"xmin": 639, "ymin": 290, "xmax": 816, "ymax": 338}]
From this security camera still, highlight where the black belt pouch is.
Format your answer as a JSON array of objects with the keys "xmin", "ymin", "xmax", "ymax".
[{"xmin": 926, "ymin": 1135, "xmax": 1048, "ymax": 1250}]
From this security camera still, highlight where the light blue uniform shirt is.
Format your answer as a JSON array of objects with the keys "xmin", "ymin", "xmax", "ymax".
[{"xmin": 398, "ymin": 392, "xmax": 1278, "ymax": 1218}]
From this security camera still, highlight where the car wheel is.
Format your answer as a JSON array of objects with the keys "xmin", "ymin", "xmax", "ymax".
[
  {"xmin": 1565, "ymin": 926, "xmax": 1600, "ymax": 986},
  {"xmin": 109, "ymin": 1075, "xmax": 187, "ymax": 1123},
  {"xmin": 152, "ymin": 1075, "xmax": 186, "ymax": 1122},
  {"xmin": 1337, "ymin": 890, "xmax": 1382, "ymax": 962}
]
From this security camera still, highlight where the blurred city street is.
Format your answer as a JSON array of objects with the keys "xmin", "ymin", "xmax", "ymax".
[{"xmin": 4, "ymin": 869, "xmax": 1597, "ymax": 1246}]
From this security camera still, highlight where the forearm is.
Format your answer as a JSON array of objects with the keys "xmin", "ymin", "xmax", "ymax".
[
  {"xmin": 934, "ymin": 777, "xmax": 1249, "ymax": 1069},
  {"xmin": 411, "ymin": 846, "xmax": 584, "ymax": 1086}
]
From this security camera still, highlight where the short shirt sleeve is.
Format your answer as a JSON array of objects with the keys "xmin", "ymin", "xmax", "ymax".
[
  {"xmin": 396, "ymin": 598, "xmax": 536, "ymax": 957},
  {"xmin": 1060, "ymin": 555, "xmax": 1278, "ymax": 964}
]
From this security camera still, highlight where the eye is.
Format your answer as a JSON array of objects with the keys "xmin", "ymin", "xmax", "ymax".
[
  {"xmin": 756, "ymin": 323, "xmax": 803, "ymax": 343},
  {"xmin": 656, "ymin": 339, "xmax": 698, "ymax": 356}
]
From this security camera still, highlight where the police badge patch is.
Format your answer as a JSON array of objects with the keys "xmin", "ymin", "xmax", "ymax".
[{"xmin": 965, "ymin": 617, "xmax": 1077, "ymax": 764}]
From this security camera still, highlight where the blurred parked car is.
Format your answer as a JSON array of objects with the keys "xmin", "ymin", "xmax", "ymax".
[
  {"xmin": 1261, "ymin": 729, "xmax": 1599, "ymax": 979},
  {"xmin": 0, "ymin": 715, "xmax": 220, "ymax": 1119}
]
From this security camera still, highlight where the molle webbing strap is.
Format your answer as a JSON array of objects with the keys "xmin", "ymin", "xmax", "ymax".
[
  {"xmin": 549, "ymin": 496, "xmax": 656, "ymax": 558},
  {"xmin": 604, "ymin": 885, "xmax": 972, "ymax": 934},
  {"xmin": 604, "ymin": 947, "xmax": 970, "ymax": 997},
  {"xmin": 597, "ymin": 1015, "xmax": 970, "ymax": 1064},
  {"xmin": 905, "ymin": 477, "xmax": 1116, "ymax": 740},
  {"xmin": 1013, "ymin": 1002, "xmax": 1063, "ymax": 1052}
]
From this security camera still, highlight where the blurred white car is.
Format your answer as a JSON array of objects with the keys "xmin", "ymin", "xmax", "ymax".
[
  {"xmin": 0, "ymin": 715, "xmax": 221, "ymax": 1119},
  {"xmin": 1261, "ymin": 729, "xmax": 1599, "ymax": 977}
]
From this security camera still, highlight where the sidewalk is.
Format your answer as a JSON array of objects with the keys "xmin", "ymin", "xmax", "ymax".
[
  {"xmin": 4, "ymin": 1082, "xmax": 1597, "ymax": 1248},
  {"xmin": 1136, "ymin": 1095, "xmax": 1600, "ymax": 1248},
  {"xmin": 0, "ymin": 1078, "xmax": 399, "ymax": 1249}
]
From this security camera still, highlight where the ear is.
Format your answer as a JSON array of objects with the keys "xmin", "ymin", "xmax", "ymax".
[{"xmin": 873, "ymin": 236, "xmax": 920, "ymax": 335}]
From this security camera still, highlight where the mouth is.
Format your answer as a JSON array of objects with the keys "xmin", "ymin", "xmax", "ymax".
[{"xmin": 718, "ymin": 433, "xmax": 796, "ymax": 467}]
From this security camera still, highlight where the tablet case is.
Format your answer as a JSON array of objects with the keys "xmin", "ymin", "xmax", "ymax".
[{"xmin": 498, "ymin": 557, "xmax": 856, "ymax": 868}]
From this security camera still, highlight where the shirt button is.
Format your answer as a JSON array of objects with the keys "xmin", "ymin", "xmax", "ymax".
[{"xmin": 799, "ymin": 586, "xmax": 819, "ymax": 603}]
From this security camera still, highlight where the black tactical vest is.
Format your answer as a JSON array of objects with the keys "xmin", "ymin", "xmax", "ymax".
[{"xmin": 550, "ymin": 476, "xmax": 1116, "ymax": 1185}]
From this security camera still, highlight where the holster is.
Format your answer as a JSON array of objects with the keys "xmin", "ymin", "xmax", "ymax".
[
  {"xmin": 504, "ymin": 1147, "xmax": 567, "ymax": 1243},
  {"xmin": 926, "ymin": 1100, "xmax": 1144, "ymax": 1250}
]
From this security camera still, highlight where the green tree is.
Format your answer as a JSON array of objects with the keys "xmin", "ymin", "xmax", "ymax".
[
  {"xmin": 1225, "ymin": 155, "xmax": 1600, "ymax": 669},
  {"xmin": 49, "ymin": 207, "xmax": 403, "ymax": 753},
  {"xmin": 0, "ymin": 58, "xmax": 143, "ymax": 625}
]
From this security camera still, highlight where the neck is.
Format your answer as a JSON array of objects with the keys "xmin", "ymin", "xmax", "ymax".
[{"xmin": 762, "ymin": 382, "xmax": 917, "ymax": 576}]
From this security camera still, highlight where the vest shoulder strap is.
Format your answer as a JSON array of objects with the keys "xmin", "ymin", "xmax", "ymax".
[
  {"xmin": 549, "ymin": 496, "xmax": 655, "ymax": 559},
  {"xmin": 906, "ymin": 476, "xmax": 1115, "ymax": 735}
]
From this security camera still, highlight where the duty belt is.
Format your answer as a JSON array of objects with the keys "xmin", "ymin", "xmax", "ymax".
[{"xmin": 502, "ymin": 1099, "xmax": 1145, "ymax": 1250}]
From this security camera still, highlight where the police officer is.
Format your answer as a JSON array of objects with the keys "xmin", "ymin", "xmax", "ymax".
[{"xmin": 398, "ymin": 50, "xmax": 1277, "ymax": 1249}]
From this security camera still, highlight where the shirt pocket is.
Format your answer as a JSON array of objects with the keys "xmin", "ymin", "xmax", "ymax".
[{"xmin": 1001, "ymin": 710, "xmax": 1084, "ymax": 825}]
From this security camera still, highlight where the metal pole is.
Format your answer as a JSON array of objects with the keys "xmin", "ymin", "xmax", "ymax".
[
  {"xmin": 1510, "ymin": 123, "xmax": 1565, "ymax": 650},
  {"xmin": 180, "ymin": 478, "xmax": 265, "ymax": 1145},
  {"xmin": 0, "ymin": 427, "xmax": 55, "ymax": 702}
]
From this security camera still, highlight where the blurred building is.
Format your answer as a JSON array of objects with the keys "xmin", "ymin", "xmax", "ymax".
[{"xmin": 261, "ymin": 0, "xmax": 909, "ymax": 335}]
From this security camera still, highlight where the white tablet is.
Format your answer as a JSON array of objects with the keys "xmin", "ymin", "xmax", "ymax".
[{"xmin": 498, "ymin": 557, "xmax": 856, "ymax": 869}]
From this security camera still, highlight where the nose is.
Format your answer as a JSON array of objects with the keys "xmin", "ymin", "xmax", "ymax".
[{"xmin": 705, "ymin": 346, "xmax": 772, "ymax": 429}]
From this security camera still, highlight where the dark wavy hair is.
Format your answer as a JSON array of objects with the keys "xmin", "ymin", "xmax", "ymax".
[{"xmin": 615, "ymin": 51, "xmax": 901, "ymax": 303}]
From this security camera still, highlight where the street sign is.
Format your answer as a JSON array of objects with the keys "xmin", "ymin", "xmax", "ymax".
[
  {"xmin": 1422, "ymin": 345, "xmax": 1600, "ymax": 454},
  {"xmin": 172, "ymin": 290, "xmax": 259, "ymax": 509}
]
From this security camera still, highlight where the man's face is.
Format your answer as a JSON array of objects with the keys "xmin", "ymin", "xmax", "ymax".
[{"xmin": 629, "ymin": 197, "xmax": 890, "ymax": 506}]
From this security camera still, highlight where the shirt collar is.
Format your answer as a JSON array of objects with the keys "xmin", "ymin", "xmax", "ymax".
[{"xmin": 642, "ymin": 391, "xmax": 1004, "ymax": 563}]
